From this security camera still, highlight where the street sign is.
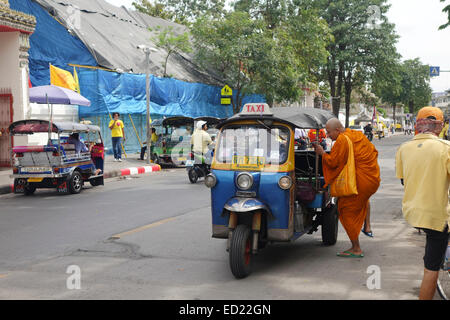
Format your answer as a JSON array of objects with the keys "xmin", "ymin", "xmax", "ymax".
[
  {"xmin": 430, "ymin": 66, "xmax": 440, "ymax": 77},
  {"xmin": 221, "ymin": 97, "xmax": 231, "ymax": 105},
  {"xmin": 221, "ymin": 85, "xmax": 233, "ymax": 96}
]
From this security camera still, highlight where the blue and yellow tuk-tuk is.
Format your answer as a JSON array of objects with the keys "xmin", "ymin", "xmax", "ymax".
[
  {"xmin": 205, "ymin": 103, "xmax": 338, "ymax": 278},
  {"xmin": 9, "ymin": 120, "xmax": 104, "ymax": 195}
]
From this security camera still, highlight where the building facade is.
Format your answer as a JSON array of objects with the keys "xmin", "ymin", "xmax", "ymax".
[{"xmin": 0, "ymin": 0, "xmax": 36, "ymax": 166}]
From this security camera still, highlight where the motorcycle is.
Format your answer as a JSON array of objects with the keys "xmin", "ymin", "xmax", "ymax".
[
  {"xmin": 186, "ymin": 148, "xmax": 213, "ymax": 184},
  {"xmin": 365, "ymin": 131, "xmax": 373, "ymax": 142}
]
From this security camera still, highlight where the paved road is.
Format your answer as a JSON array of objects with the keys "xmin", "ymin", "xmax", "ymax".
[{"xmin": 0, "ymin": 134, "xmax": 438, "ymax": 299}]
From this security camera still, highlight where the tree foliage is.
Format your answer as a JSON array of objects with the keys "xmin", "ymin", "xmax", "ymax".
[
  {"xmin": 133, "ymin": 0, "xmax": 226, "ymax": 26},
  {"xmin": 439, "ymin": 0, "xmax": 450, "ymax": 30},
  {"xmin": 398, "ymin": 59, "xmax": 432, "ymax": 114},
  {"xmin": 150, "ymin": 26, "xmax": 192, "ymax": 78},
  {"xmin": 299, "ymin": 0, "xmax": 399, "ymax": 126},
  {"xmin": 191, "ymin": 2, "xmax": 332, "ymax": 113}
]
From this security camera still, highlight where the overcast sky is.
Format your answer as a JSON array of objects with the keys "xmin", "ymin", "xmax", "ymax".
[{"xmin": 105, "ymin": 0, "xmax": 450, "ymax": 93}]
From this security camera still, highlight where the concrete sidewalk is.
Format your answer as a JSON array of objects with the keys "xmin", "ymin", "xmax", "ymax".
[{"xmin": 0, "ymin": 153, "xmax": 161, "ymax": 195}]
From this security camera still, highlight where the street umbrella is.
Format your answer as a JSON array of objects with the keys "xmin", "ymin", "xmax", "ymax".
[
  {"xmin": 29, "ymin": 85, "xmax": 91, "ymax": 106},
  {"xmin": 28, "ymin": 85, "xmax": 91, "ymax": 143}
]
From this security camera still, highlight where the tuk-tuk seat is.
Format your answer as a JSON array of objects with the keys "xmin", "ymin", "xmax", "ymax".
[{"xmin": 13, "ymin": 145, "xmax": 58, "ymax": 153}]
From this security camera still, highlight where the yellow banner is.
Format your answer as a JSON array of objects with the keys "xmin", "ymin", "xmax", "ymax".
[
  {"xmin": 73, "ymin": 66, "xmax": 80, "ymax": 94},
  {"xmin": 50, "ymin": 64, "xmax": 77, "ymax": 91}
]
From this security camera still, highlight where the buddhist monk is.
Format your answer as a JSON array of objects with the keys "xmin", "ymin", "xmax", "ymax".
[{"xmin": 312, "ymin": 118, "xmax": 381, "ymax": 257}]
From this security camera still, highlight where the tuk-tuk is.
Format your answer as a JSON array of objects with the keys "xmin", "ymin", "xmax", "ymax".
[
  {"xmin": 9, "ymin": 120, "xmax": 104, "ymax": 195},
  {"xmin": 205, "ymin": 103, "xmax": 339, "ymax": 278},
  {"xmin": 151, "ymin": 116, "xmax": 194, "ymax": 166}
]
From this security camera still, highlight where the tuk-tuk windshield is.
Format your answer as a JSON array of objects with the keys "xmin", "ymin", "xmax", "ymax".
[{"xmin": 216, "ymin": 125, "xmax": 290, "ymax": 166}]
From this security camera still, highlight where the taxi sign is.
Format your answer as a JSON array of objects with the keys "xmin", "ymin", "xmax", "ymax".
[
  {"xmin": 221, "ymin": 85, "xmax": 233, "ymax": 96},
  {"xmin": 240, "ymin": 103, "xmax": 273, "ymax": 116}
]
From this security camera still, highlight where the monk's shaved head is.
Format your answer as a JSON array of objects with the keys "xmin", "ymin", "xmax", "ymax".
[
  {"xmin": 326, "ymin": 118, "xmax": 344, "ymax": 130},
  {"xmin": 325, "ymin": 118, "xmax": 345, "ymax": 141}
]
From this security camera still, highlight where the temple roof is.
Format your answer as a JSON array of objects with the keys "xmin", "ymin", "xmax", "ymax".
[{"xmin": 0, "ymin": 0, "xmax": 36, "ymax": 34}]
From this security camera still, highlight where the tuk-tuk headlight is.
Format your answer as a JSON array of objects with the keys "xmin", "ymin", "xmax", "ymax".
[
  {"xmin": 205, "ymin": 174, "xmax": 217, "ymax": 188},
  {"xmin": 236, "ymin": 172, "xmax": 253, "ymax": 190},
  {"xmin": 278, "ymin": 176, "xmax": 292, "ymax": 190}
]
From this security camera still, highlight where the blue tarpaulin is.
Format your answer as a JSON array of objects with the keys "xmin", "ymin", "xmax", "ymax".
[
  {"xmin": 11, "ymin": 0, "xmax": 266, "ymax": 154},
  {"xmin": 10, "ymin": 0, "xmax": 97, "ymax": 86}
]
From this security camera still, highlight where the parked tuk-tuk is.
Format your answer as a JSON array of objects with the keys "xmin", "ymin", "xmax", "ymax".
[
  {"xmin": 9, "ymin": 120, "xmax": 104, "ymax": 195},
  {"xmin": 151, "ymin": 116, "xmax": 194, "ymax": 166},
  {"xmin": 205, "ymin": 103, "xmax": 338, "ymax": 278}
]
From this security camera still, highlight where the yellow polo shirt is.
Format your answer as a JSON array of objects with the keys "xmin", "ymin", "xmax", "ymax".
[
  {"xmin": 395, "ymin": 134, "xmax": 450, "ymax": 231},
  {"xmin": 109, "ymin": 120, "xmax": 124, "ymax": 138}
]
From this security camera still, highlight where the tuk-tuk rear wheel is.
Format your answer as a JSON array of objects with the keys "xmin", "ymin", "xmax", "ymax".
[
  {"xmin": 322, "ymin": 204, "xmax": 339, "ymax": 246},
  {"xmin": 24, "ymin": 185, "xmax": 36, "ymax": 196},
  {"xmin": 229, "ymin": 224, "xmax": 252, "ymax": 279},
  {"xmin": 68, "ymin": 171, "xmax": 83, "ymax": 194}
]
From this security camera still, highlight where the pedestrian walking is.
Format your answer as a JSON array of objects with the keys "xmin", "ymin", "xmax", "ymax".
[
  {"xmin": 312, "ymin": 118, "xmax": 381, "ymax": 258},
  {"xmin": 395, "ymin": 106, "xmax": 450, "ymax": 300},
  {"xmin": 108, "ymin": 112, "xmax": 125, "ymax": 162}
]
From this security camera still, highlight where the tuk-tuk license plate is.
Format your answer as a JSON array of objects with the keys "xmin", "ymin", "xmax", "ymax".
[
  {"xmin": 232, "ymin": 156, "xmax": 265, "ymax": 170},
  {"xmin": 28, "ymin": 178, "xmax": 44, "ymax": 183},
  {"xmin": 22, "ymin": 167, "xmax": 52, "ymax": 173}
]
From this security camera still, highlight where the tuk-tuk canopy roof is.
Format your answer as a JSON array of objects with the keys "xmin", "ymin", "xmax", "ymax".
[
  {"xmin": 9, "ymin": 120, "xmax": 101, "ymax": 135},
  {"xmin": 217, "ymin": 105, "xmax": 336, "ymax": 129},
  {"xmin": 151, "ymin": 116, "xmax": 227, "ymax": 128}
]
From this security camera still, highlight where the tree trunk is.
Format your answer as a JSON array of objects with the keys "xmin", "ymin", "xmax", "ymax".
[
  {"xmin": 344, "ymin": 71, "xmax": 352, "ymax": 129},
  {"xmin": 393, "ymin": 104, "xmax": 396, "ymax": 124},
  {"xmin": 408, "ymin": 100, "xmax": 414, "ymax": 114}
]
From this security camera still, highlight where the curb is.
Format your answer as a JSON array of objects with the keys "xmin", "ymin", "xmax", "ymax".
[{"xmin": 0, "ymin": 164, "xmax": 162, "ymax": 195}]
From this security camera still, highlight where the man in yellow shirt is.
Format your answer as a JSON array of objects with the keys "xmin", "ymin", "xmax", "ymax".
[
  {"xmin": 396, "ymin": 106, "xmax": 450, "ymax": 300},
  {"xmin": 108, "ymin": 112, "xmax": 125, "ymax": 162},
  {"xmin": 139, "ymin": 128, "xmax": 158, "ymax": 160}
]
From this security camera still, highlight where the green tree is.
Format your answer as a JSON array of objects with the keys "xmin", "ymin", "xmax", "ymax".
[
  {"xmin": 134, "ymin": 0, "xmax": 226, "ymax": 26},
  {"xmin": 398, "ymin": 59, "xmax": 432, "ymax": 114},
  {"xmin": 191, "ymin": 10, "xmax": 330, "ymax": 113},
  {"xmin": 132, "ymin": 0, "xmax": 173, "ymax": 20},
  {"xmin": 439, "ymin": 0, "xmax": 450, "ymax": 30},
  {"xmin": 150, "ymin": 26, "xmax": 192, "ymax": 78},
  {"xmin": 371, "ymin": 60, "xmax": 403, "ymax": 123},
  {"xmin": 302, "ymin": 0, "xmax": 400, "ymax": 127}
]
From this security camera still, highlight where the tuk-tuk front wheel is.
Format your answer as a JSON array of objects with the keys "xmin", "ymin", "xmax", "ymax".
[
  {"xmin": 229, "ymin": 224, "xmax": 252, "ymax": 279},
  {"xmin": 68, "ymin": 171, "xmax": 83, "ymax": 194}
]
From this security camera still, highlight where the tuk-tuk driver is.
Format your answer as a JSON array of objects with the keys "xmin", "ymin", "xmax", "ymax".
[
  {"xmin": 68, "ymin": 133, "xmax": 88, "ymax": 155},
  {"xmin": 191, "ymin": 121, "xmax": 212, "ymax": 163}
]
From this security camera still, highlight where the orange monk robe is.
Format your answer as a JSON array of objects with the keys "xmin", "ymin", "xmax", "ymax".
[{"xmin": 322, "ymin": 129, "xmax": 381, "ymax": 241}]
